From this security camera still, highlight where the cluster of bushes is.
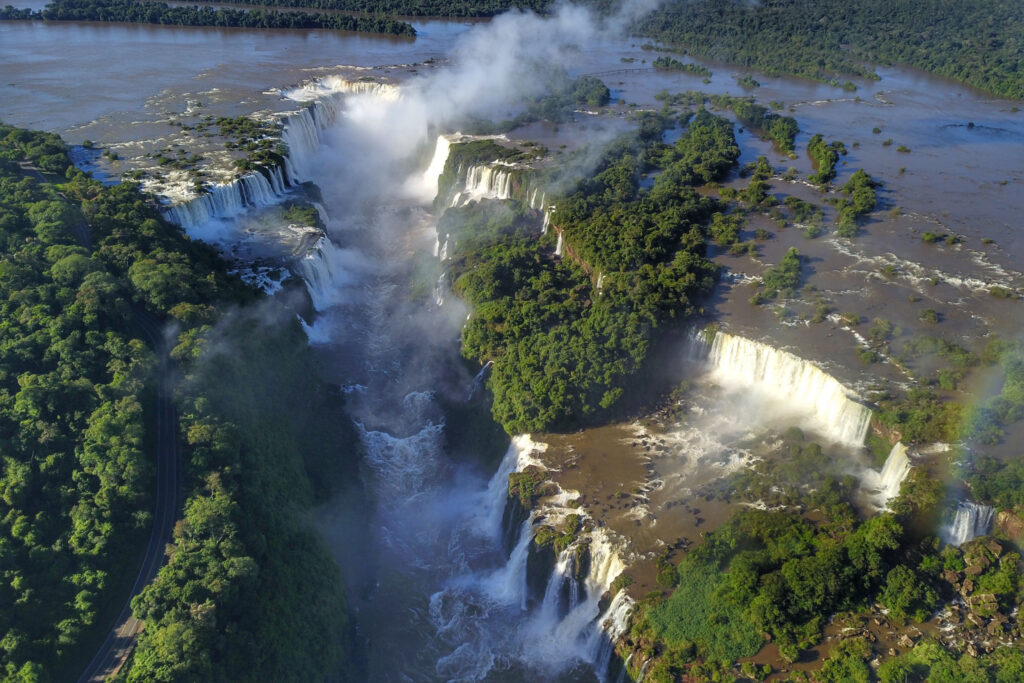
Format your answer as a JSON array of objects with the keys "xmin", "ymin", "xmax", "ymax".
[
  {"xmin": 623, "ymin": 463, "xmax": 1023, "ymax": 681},
  {"xmin": 653, "ymin": 91, "xmax": 799, "ymax": 154},
  {"xmin": 807, "ymin": 134, "xmax": 847, "ymax": 186},
  {"xmin": 652, "ymin": 56, "xmax": 711, "ymax": 78},
  {"xmin": 835, "ymin": 169, "xmax": 879, "ymax": 237},
  {"xmin": 752, "ymin": 246, "xmax": 802, "ymax": 301},
  {"xmin": 874, "ymin": 336, "xmax": 1024, "ymax": 448},
  {"xmin": 633, "ymin": 505, "xmax": 939, "ymax": 671}
]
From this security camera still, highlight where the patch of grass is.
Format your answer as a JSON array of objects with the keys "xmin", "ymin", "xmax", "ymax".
[{"xmin": 647, "ymin": 559, "xmax": 764, "ymax": 665}]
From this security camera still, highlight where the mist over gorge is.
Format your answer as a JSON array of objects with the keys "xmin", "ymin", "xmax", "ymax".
[{"xmin": 5, "ymin": 1, "xmax": 1024, "ymax": 681}]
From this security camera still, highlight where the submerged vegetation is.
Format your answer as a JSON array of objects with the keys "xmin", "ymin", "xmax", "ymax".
[{"xmin": 654, "ymin": 91, "xmax": 799, "ymax": 154}]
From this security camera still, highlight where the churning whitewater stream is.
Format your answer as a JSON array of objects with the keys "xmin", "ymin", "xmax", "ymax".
[{"xmin": 271, "ymin": 73, "xmax": 627, "ymax": 681}]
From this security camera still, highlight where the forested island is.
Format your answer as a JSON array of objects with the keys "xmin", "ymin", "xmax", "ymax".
[
  {"xmin": 443, "ymin": 109, "xmax": 735, "ymax": 433},
  {"xmin": 0, "ymin": 0, "xmax": 416, "ymax": 35},
  {"xmin": 0, "ymin": 126, "xmax": 359, "ymax": 681}
]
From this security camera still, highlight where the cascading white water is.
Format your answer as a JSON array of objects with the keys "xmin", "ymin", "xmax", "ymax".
[
  {"xmin": 422, "ymin": 134, "xmax": 453, "ymax": 199},
  {"xmin": 481, "ymin": 516, "xmax": 535, "ymax": 610},
  {"xmin": 864, "ymin": 442, "xmax": 912, "ymax": 509},
  {"xmin": 168, "ymin": 77, "xmax": 397, "ymax": 228},
  {"xmin": 165, "ymin": 168, "xmax": 286, "ymax": 230},
  {"xmin": 281, "ymin": 105, "xmax": 328, "ymax": 183},
  {"xmin": 942, "ymin": 501, "xmax": 996, "ymax": 546},
  {"xmin": 438, "ymin": 234, "xmax": 450, "ymax": 262},
  {"xmin": 542, "ymin": 209, "xmax": 551, "ymax": 234},
  {"xmin": 282, "ymin": 77, "xmax": 395, "ymax": 182},
  {"xmin": 449, "ymin": 164, "xmax": 515, "ymax": 207},
  {"xmin": 293, "ymin": 234, "xmax": 360, "ymax": 312},
  {"xmin": 528, "ymin": 188, "xmax": 548, "ymax": 211},
  {"xmin": 178, "ymin": 74, "xmax": 633, "ymax": 680},
  {"xmin": 555, "ymin": 231, "xmax": 564, "ymax": 257},
  {"xmin": 693, "ymin": 331, "xmax": 873, "ymax": 447},
  {"xmin": 477, "ymin": 434, "xmax": 547, "ymax": 539},
  {"xmin": 519, "ymin": 526, "xmax": 632, "ymax": 680},
  {"xmin": 466, "ymin": 360, "xmax": 494, "ymax": 401}
]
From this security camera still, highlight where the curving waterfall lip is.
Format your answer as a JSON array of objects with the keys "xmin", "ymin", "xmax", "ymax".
[{"xmin": 689, "ymin": 328, "xmax": 874, "ymax": 448}]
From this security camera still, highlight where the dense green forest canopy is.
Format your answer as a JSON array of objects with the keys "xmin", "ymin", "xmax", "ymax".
[
  {"xmin": 0, "ymin": 126, "xmax": 358, "ymax": 681},
  {"xmin": 447, "ymin": 110, "xmax": 736, "ymax": 433},
  {"xmin": 630, "ymin": 469, "xmax": 1024, "ymax": 680},
  {"xmin": 0, "ymin": 124, "xmax": 237, "ymax": 681},
  {"xmin": 637, "ymin": 0, "xmax": 1024, "ymax": 98},
  {"xmin": 173, "ymin": 0, "xmax": 547, "ymax": 17},
  {"xmin": 0, "ymin": 0, "xmax": 416, "ymax": 35}
]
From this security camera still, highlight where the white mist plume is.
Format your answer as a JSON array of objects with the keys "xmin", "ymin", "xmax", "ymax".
[{"xmin": 341, "ymin": 0, "xmax": 660, "ymax": 170}]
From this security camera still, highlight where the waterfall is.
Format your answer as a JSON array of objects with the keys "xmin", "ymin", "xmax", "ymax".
[
  {"xmin": 293, "ymin": 234, "xmax": 353, "ymax": 311},
  {"xmin": 449, "ymin": 164, "xmax": 515, "ymax": 207},
  {"xmin": 477, "ymin": 434, "xmax": 547, "ymax": 540},
  {"xmin": 298, "ymin": 314, "xmax": 332, "ymax": 345},
  {"xmin": 528, "ymin": 188, "xmax": 547, "ymax": 211},
  {"xmin": 439, "ymin": 233, "xmax": 450, "ymax": 262},
  {"xmin": 484, "ymin": 516, "xmax": 535, "ymax": 610},
  {"xmin": 434, "ymin": 272, "xmax": 448, "ymax": 308},
  {"xmin": 281, "ymin": 105, "xmax": 326, "ymax": 183},
  {"xmin": 540, "ymin": 549, "xmax": 577, "ymax": 621},
  {"xmin": 864, "ymin": 442, "xmax": 912, "ymax": 509},
  {"xmin": 693, "ymin": 331, "xmax": 873, "ymax": 447},
  {"xmin": 587, "ymin": 588, "xmax": 635, "ymax": 681},
  {"xmin": 163, "ymin": 76, "xmax": 399, "ymax": 229},
  {"xmin": 942, "ymin": 501, "xmax": 996, "ymax": 546},
  {"xmin": 542, "ymin": 209, "xmax": 551, "ymax": 234},
  {"xmin": 165, "ymin": 168, "xmax": 286, "ymax": 230},
  {"xmin": 466, "ymin": 360, "xmax": 494, "ymax": 401},
  {"xmin": 422, "ymin": 134, "xmax": 453, "ymax": 200},
  {"xmin": 513, "ymin": 525, "xmax": 632, "ymax": 680},
  {"xmin": 555, "ymin": 231, "xmax": 564, "ymax": 257}
]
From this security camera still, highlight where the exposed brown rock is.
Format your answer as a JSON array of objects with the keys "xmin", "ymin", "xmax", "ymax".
[
  {"xmin": 995, "ymin": 510, "xmax": 1024, "ymax": 541},
  {"xmin": 870, "ymin": 417, "xmax": 902, "ymax": 446}
]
